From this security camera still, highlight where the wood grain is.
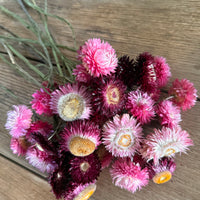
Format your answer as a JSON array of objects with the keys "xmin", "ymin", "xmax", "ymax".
[
  {"xmin": 0, "ymin": 0, "xmax": 200, "ymax": 200},
  {"xmin": 0, "ymin": 155, "xmax": 54, "ymax": 200}
]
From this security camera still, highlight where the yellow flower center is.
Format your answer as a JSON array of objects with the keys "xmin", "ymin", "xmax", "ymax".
[
  {"xmin": 58, "ymin": 94, "xmax": 84, "ymax": 121},
  {"xmin": 165, "ymin": 148, "xmax": 176, "ymax": 156},
  {"xmin": 118, "ymin": 134, "xmax": 132, "ymax": 147},
  {"xmin": 153, "ymin": 171, "xmax": 172, "ymax": 184},
  {"xmin": 69, "ymin": 137, "xmax": 95, "ymax": 157},
  {"xmin": 74, "ymin": 184, "xmax": 96, "ymax": 200},
  {"xmin": 106, "ymin": 85, "xmax": 120, "ymax": 105},
  {"xmin": 80, "ymin": 162, "xmax": 90, "ymax": 172}
]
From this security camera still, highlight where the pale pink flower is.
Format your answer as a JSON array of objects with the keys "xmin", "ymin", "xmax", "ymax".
[
  {"xmin": 110, "ymin": 158, "xmax": 149, "ymax": 193},
  {"xmin": 102, "ymin": 114, "xmax": 143, "ymax": 157},
  {"xmin": 78, "ymin": 38, "xmax": 118, "ymax": 77},
  {"xmin": 10, "ymin": 137, "xmax": 30, "ymax": 156},
  {"xmin": 141, "ymin": 126, "xmax": 193, "ymax": 164},
  {"xmin": 50, "ymin": 83, "xmax": 91, "ymax": 121},
  {"xmin": 147, "ymin": 157, "xmax": 176, "ymax": 184},
  {"xmin": 126, "ymin": 89, "xmax": 155, "ymax": 124},
  {"xmin": 31, "ymin": 88, "xmax": 53, "ymax": 116},
  {"xmin": 5, "ymin": 105, "xmax": 33, "ymax": 138},
  {"xmin": 156, "ymin": 100, "xmax": 181, "ymax": 128},
  {"xmin": 26, "ymin": 146, "xmax": 57, "ymax": 173},
  {"xmin": 169, "ymin": 79, "xmax": 197, "ymax": 111}
]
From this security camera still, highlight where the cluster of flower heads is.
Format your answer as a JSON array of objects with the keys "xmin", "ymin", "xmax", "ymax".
[{"xmin": 5, "ymin": 38, "xmax": 197, "ymax": 200}]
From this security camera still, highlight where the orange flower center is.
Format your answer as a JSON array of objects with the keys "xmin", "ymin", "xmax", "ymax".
[
  {"xmin": 153, "ymin": 171, "xmax": 172, "ymax": 184},
  {"xmin": 74, "ymin": 184, "xmax": 96, "ymax": 200},
  {"xmin": 118, "ymin": 134, "xmax": 132, "ymax": 147},
  {"xmin": 106, "ymin": 85, "xmax": 120, "ymax": 105},
  {"xmin": 165, "ymin": 148, "xmax": 176, "ymax": 156},
  {"xmin": 69, "ymin": 137, "xmax": 95, "ymax": 157}
]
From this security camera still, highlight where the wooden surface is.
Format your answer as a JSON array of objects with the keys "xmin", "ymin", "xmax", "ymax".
[{"xmin": 0, "ymin": 0, "xmax": 200, "ymax": 200}]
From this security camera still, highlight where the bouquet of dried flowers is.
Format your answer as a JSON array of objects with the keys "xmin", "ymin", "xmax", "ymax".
[{"xmin": 1, "ymin": 1, "xmax": 198, "ymax": 200}]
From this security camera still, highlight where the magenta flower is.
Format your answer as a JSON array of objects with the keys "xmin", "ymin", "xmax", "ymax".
[
  {"xmin": 73, "ymin": 64, "xmax": 92, "ymax": 84},
  {"xmin": 26, "ymin": 146, "xmax": 57, "ymax": 173},
  {"xmin": 26, "ymin": 121, "xmax": 53, "ymax": 142},
  {"xmin": 92, "ymin": 78, "xmax": 127, "ymax": 117},
  {"xmin": 126, "ymin": 89, "xmax": 155, "ymax": 124},
  {"xmin": 141, "ymin": 126, "xmax": 193, "ymax": 164},
  {"xmin": 78, "ymin": 38, "xmax": 118, "ymax": 77},
  {"xmin": 169, "ymin": 79, "xmax": 198, "ymax": 111},
  {"xmin": 10, "ymin": 136, "xmax": 30, "ymax": 156},
  {"xmin": 102, "ymin": 114, "xmax": 143, "ymax": 157},
  {"xmin": 69, "ymin": 153, "xmax": 101, "ymax": 184},
  {"xmin": 110, "ymin": 158, "xmax": 149, "ymax": 193},
  {"xmin": 61, "ymin": 120, "xmax": 101, "ymax": 157},
  {"xmin": 50, "ymin": 83, "xmax": 91, "ymax": 121},
  {"xmin": 156, "ymin": 100, "xmax": 181, "ymax": 128},
  {"xmin": 5, "ymin": 105, "xmax": 33, "ymax": 138},
  {"xmin": 147, "ymin": 157, "xmax": 176, "ymax": 184},
  {"xmin": 31, "ymin": 87, "xmax": 53, "ymax": 116},
  {"xmin": 64, "ymin": 182, "xmax": 97, "ymax": 200}
]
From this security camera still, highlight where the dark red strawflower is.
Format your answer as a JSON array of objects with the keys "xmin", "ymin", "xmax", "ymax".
[
  {"xmin": 92, "ymin": 77, "xmax": 127, "ymax": 117},
  {"xmin": 69, "ymin": 153, "xmax": 101, "ymax": 184},
  {"xmin": 116, "ymin": 55, "xmax": 137, "ymax": 88}
]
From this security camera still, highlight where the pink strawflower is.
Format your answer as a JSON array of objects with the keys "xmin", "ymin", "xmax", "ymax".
[
  {"xmin": 92, "ymin": 78, "xmax": 127, "ymax": 117},
  {"xmin": 153, "ymin": 56, "xmax": 171, "ymax": 88},
  {"xmin": 69, "ymin": 153, "xmax": 101, "ymax": 184},
  {"xmin": 26, "ymin": 146, "xmax": 57, "ymax": 173},
  {"xmin": 102, "ymin": 114, "xmax": 143, "ymax": 157},
  {"xmin": 61, "ymin": 120, "xmax": 101, "ymax": 157},
  {"xmin": 126, "ymin": 89, "xmax": 155, "ymax": 124},
  {"xmin": 110, "ymin": 158, "xmax": 149, "ymax": 193},
  {"xmin": 10, "ymin": 136, "xmax": 30, "ymax": 156},
  {"xmin": 5, "ymin": 105, "xmax": 33, "ymax": 138},
  {"xmin": 64, "ymin": 182, "xmax": 97, "ymax": 200},
  {"xmin": 26, "ymin": 121, "xmax": 53, "ymax": 142},
  {"xmin": 31, "ymin": 87, "xmax": 53, "ymax": 116},
  {"xmin": 78, "ymin": 38, "xmax": 118, "ymax": 77},
  {"xmin": 73, "ymin": 64, "xmax": 92, "ymax": 83},
  {"xmin": 156, "ymin": 100, "xmax": 181, "ymax": 128},
  {"xmin": 169, "ymin": 79, "xmax": 198, "ymax": 111},
  {"xmin": 50, "ymin": 83, "xmax": 91, "ymax": 121},
  {"xmin": 140, "ymin": 126, "xmax": 193, "ymax": 164},
  {"xmin": 147, "ymin": 157, "xmax": 176, "ymax": 184}
]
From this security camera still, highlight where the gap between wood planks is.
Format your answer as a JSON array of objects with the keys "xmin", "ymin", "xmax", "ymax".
[{"xmin": 0, "ymin": 51, "xmax": 199, "ymax": 102}]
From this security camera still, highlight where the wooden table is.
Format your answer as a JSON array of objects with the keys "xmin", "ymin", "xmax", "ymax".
[{"xmin": 0, "ymin": 1, "xmax": 200, "ymax": 199}]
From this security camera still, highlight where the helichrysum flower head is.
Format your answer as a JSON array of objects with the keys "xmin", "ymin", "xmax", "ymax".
[
  {"xmin": 69, "ymin": 153, "xmax": 101, "ymax": 184},
  {"xmin": 10, "ymin": 136, "xmax": 30, "ymax": 156},
  {"xmin": 126, "ymin": 89, "xmax": 155, "ymax": 124},
  {"xmin": 78, "ymin": 38, "xmax": 118, "ymax": 77},
  {"xmin": 64, "ymin": 182, "xmax": 97, "ymax": 200},
  {"xmin": 26, "ymin": 145, "xmax": 57, "ymax": 173},
  {"xmin": 61, "ymin": 120, "xmax": 101, "ymax": 157},
  {"xmin": 102, "ymin": 114, "xmax": 143, "ymax": 157},
  {"xmin": 156, "ymin": 100, "xmax": 181, "ymax": 128},
  {"xmin": 30, "ymin": 87, "xmax": 53, "ymax": 116},
  {"xmin": 50, "ymin": 83, "xmax": 91, "ymax": 121},
  {"xmin": 5, "ymin": 105, "xmax": 32, "ymax": 138},
  {"xmin": 110, "ymin": 158, "xmax": 149, "ymax": 193},
  {"xmin": 92, "ymin": 78, "xmax": 127, "ymax": 117},
  {"xmin": 169, "ymin": 79, "xmax": 198, "ymax": 111},
  {"xmin": 116, "ymin": 55, "xmax": 136, "ymax": 88},
  {"xmin": 26, "ymin": 120, "xmax": 53, "ymax": 142},
  {"xmin": 141, "ymin": 126, "xmax": 193, "ymax": 164},
  {"xmin": 147, "ymin": 157, "xmax": 176, "ymax": 184}
]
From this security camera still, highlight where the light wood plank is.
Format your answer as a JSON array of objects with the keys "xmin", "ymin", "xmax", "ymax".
[{"xmin": 0, "ymin": 156, "xmax": 55, "ymax": 200}]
